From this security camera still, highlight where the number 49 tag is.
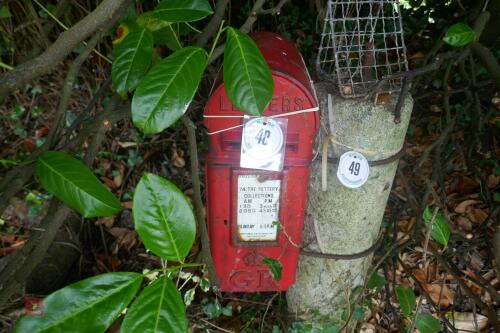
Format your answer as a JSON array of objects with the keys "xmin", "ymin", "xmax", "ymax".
[{"xmin": 337, "ymin": 151, "xmax": 370, "ymax": 188}]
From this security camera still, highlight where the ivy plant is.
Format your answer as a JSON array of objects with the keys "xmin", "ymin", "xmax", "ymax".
[{"xmin": 14, "ymin": 0, "xmax": 275, "ymax": 331}]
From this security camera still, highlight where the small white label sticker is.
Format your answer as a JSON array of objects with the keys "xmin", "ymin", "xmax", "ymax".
[
  {"xmin": 337, "ymin": 151, "xmax": 370, "ymax": 188},
  {"xmin": 240, "ymin": 117, "xmax": 286, "ymax": 171},
  {"xmin": 237, "ymin": 175, "xmax": 280, "ymax": 242}
]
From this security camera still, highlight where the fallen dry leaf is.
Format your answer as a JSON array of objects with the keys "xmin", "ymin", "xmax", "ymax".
[
  {"xmin": 413, "ymin": 268, "xmax": 427, "ymax": 284},
  {"xmin": 456, "ymin": 216, "xmax": 473, "ymax": 232},
  {"xmin": 455, "ymin": 200, "xmax": 478, "ymax": 214},
  {"xmin": 118, "ymin": 141, "xmax": 138, "ymax": 148},
  {"xmin": 112, "ymin": 229, "xmax": 138, "ymax": 255},
  {"xmin": 447, "ymin": 312, "xmax": 488, "ymax": 332},
  {"xmin": 35, "ymin": 126, "xmax": 49, "ymax": 138},
  {"xmin": 96, "ymin": 216, "xmax": 115, "ymax": 229},
  {"xmin": 424, "ymin": 283, "xmax": 453, "ymax": 308},
  {"xmin": 487, "ymin": 174, "xmax": 499, "ymax": 188},
  {"xmin": 375, "ymin": 93, "xmax": 391, "ymax": 105},
  {"xmin": 430, "ymin": 105, "xmax": 442, "ymax": 113},
  {"xmin": 171, "ymin": 148, "xmax": 185, "ymax": 168},
  {"xmin": 457, "ymin": 176, "xmax": 479, "ymax": 195},
  {"xmin": 23, "ymin": 138, "xmax": 36, "ymax": 152},
  {"xmin": 467, "ymin": 208, "xmax": 488, "ymax": 225},
  {"xmin": 113, "ymin": 173, "xmax": 123, "ymax": 188},
  {"xmin": 100, "ymin": 176, "xmax": 116, "ymax": 189},
  {"xmin": 121, "ymin": 201, "xmax": 132, "ymax": 209}
]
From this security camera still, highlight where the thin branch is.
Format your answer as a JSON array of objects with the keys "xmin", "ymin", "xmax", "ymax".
[
  {"xmin": 195, "ymin": 0, "xmax": 230, "ymax": 48},
  {"xmin": 208, "ymin": 0, "xmax": 290, "ymax": 63},
  {"xmin": 181, "ymin": 115, "xmax": 220, "ymax": 289}
]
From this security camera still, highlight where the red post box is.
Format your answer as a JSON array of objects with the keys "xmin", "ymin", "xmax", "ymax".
[{"xmin": 204, "ymin": 32, "xmax": 319, "ymax": 292}]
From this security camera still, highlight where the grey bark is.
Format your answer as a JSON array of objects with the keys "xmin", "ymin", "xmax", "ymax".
[{"xmin": 286, "ymin": 82, "xmax": 413, "ymax": 323}]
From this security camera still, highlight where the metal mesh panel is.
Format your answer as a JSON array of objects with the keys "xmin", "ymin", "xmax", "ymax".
[{"xmin": 317, "ymin": 0, "xmax": 408, "ymax": 99}]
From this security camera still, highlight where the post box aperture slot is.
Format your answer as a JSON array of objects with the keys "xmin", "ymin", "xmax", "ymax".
[{"xmin": 235, "ymin": 174, "xmax": 281, "ymax": 243}]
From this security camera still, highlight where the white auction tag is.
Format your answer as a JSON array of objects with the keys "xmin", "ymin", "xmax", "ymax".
[
  {"xmin": 237, "ymin": 175, "xmax": 280, "ymax": 242},
  {"xmin": 337, "ymin": 151, "xmax": 370, "ymax": 188},
  {"xmin": 240, "ymin": 117, "xmax": 287, "ymax": 171}
]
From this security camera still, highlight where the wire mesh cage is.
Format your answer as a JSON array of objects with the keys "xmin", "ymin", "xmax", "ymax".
[{"xmin": 317, "ymin": 0, "xmax": 408, "ymax": 100}]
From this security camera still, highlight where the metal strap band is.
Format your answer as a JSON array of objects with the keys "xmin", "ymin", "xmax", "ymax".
[
  {"xmin": 204, "ymin": 107, "xmax": 320, "ymax": 135},
  {"xmin": 300, "ymin": 232, "xmax": 384, "ymax": 260}
]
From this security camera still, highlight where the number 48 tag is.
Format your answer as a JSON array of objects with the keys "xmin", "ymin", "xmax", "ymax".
[{"xmin": 337, "ymin": 151, "xmax": 370, "ymax": 188}]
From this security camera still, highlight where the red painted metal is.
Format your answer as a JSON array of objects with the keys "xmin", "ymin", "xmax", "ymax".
[{"xmin": 204, "ymin": 32, "xmax": 319, "ymax": 292}]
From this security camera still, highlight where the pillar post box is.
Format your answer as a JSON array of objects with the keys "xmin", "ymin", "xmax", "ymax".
[{"xmin": 204, "ymin": 32, "xmax": 319, "ymax": 292}]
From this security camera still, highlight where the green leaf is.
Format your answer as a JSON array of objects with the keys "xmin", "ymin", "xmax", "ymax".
[
  {"xmin": 184, "ymin": 287, "xmax": 196, "ymax": 306},
  {"xmin": 137, "ymin": 11, "xmax": 170, "ymax": 31},
  {"xmin": 443, "ymin": 23, "xmax": 476, "ymax": 47},
  {"xmin": 131, "ymin": 47, "xmax": 207, "ymax": 134},
  {"xmin": 132, "ymin": 173, "xmax": 196, "ymax": 261},
  {"xmin": 154, "ymin": 0, "xmax": 213, "ymax": 23},
  {"xmin": 422, "ymin": 207, "xmax": 451, "ymax": 246},
  {"xmin": 14, "ymin": 272, "xmax": 142, "ymax": 333},
  {"xmin": 223, "ymin": 27, "xmax": 274, "ymax": 116},
  {"xmin": 367, "ymin": 271, "xmax": 386, "ymax": 290},
  {"xmin": 121, "ymin": 277, "xmax": 187, "ymax": 333},
  {"xmin": 112, "ymin": 29, "xmax": 154, "ymax": 96},
  {"xmin": 415, "ymin": 313, "xmax": 441, "ymax": 333},
  {"xmin": 36, "ymin": 151, "xmax": 122, "ymax": 217},
  {"xmin": 262, "ymin": 257, "xmax": 282, "ymax": 281},
  {"xmin": 395, "ymin": 286, "xmax": 416, "ymax": 316},
  {"xmin": 200, "ymin": 278, "xmax": 210, "ymax": 292},
  {"xmin": 221, "ymin": 305, "xmax": 232, "ymax": 317},
  {"xmin": 351, "ymin": 306, "xmax": 366, "ymax": 321},
  {"xmin": 0, "ymin": 5, "xmax": 12, "ymax": 18},
  {"xmin": 153, "ymin": 25, "xmax": 183, "ymax": 50}
]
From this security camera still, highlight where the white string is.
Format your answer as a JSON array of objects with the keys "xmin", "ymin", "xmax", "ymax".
[{"xmin": 205, "ymin": 107, "xmax": 320, "ymax": 135}]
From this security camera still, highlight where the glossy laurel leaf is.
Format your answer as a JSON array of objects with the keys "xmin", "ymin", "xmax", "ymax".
[
  {"xmin": 153, "ymin": 25, "xmax": 183, "ymax": 50},
  {"xmin": 121, "ymin": 277, "xmax": 187, "ymax": 333},
  {"xmin": 13, "ymin": 272, "xmax": 142, "ymax": 333},
  {"xmin": 443, "ymin": 23, "xmax": 475, "ymax": 47},
  {"xmin": 395, "ymin": 286, "xmax": 416, "ymax": 317},
  {"xmin": 36, "ymin": 151, "xmax": 122, "ymax": 217},
  {"xmin": 223, "ymin": 27, "xmax": 274, "ymax": 116},
  {"xmin": 423, "ymin": 207, "xmax": 451, "ymax": 246},
  {"xmin": 112, "ymin": 28, "xmax": 153, "ymax": 96},
  {"xmin": 136, "ymin": 12, "xmax": 170, "ymax": 31},
  {"xmin": 415, "ymin": 313, "xmax": 441, "ymax": 333},
  {"xmin": 154, "ymin": 0, "xmax": 213, "ymax": 22},
  {"xmin": 131, "ymin": 47, "xmax": 206, "ymax": 134},
  {"xmin": 132, "ymin": 173, "xmax": 196, "ymax": 261}
]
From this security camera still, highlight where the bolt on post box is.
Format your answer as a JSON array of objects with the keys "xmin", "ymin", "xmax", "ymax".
[{"xmin": 204, "ymin": 32, "xmax": 319, "ymax": 292}]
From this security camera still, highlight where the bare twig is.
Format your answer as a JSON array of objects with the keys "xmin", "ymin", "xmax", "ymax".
[
  {"xmin": 181, "ymin": 115, "xmax": 220, "ymax": 289},
  {"xmin": 208, "ymin": 0, "xmax": 290, "ymax": 63},
  {"xmin": 195, "ymin": 0, "xmax": 230, "ymax": 48}
]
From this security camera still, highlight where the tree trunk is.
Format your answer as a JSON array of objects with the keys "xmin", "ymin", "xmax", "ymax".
[{"xmin": 286, "ymin": 82, "xmax": 413, "ymax": 323}]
